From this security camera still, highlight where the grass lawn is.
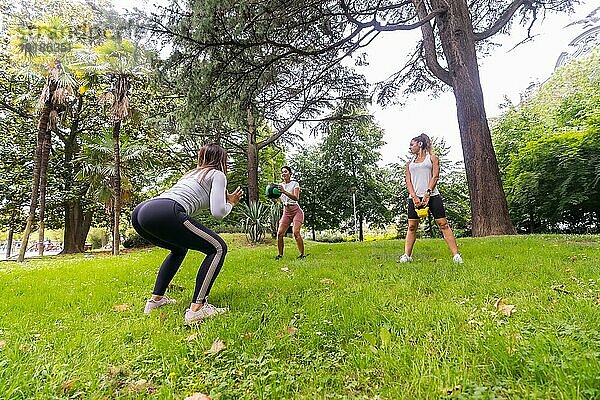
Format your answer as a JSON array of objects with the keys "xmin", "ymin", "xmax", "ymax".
[{"xmin": 0, "ymin": 234, "xmax": 599, "ymax": 399}]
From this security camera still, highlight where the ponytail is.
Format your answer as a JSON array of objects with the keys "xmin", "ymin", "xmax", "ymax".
[{"xmin": 411, "ymin": 133, "xmax": 434, "ymax": 155}]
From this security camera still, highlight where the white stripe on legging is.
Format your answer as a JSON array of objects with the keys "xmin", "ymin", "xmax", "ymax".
[{"xmin": 183, "ymin": 220, "xmax": 224, "ymax": 303}]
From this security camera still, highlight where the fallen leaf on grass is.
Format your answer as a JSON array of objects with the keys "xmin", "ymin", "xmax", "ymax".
[
  {"xmin": 61, "ymin": 379, "xmax": 77, "ymax": 393},
  {"xmin": 0, "ymin": 340, "xmax": 6, "ymax": 348},
  {"xmin": 185, "ymin": 393, "xmax": 212, "ymax": 400},
  {"xmin": 498, "ymin": 304, "xmax": 516, "ymax": 316},
  {"xmin": 112, "ymin": 304, "xmax": 129, "ymax": 312},
  {"xmin": 277, "ymin": 325, "xmax": 299, "ymax": 338},
  {"xmin": 320, "ymin": 278, "xmax": 334, "ymax": 284},
  {"xmin": 494, "ymin": 298, "xmax": 516, "ymax": 316},
  {"xmin": 167, "ymin": 283, "xmax": 186, "ymax": 292},
  {"xmin": 443, "ymin": 385, "xmax": 462, "ymax": 395},
  {"xmin": 204, "ymin": 338, "xmax": 226, "ymax": 355},
  {"xmin": 106, "ymin": 366, "xmax": 126, "ymax": 379},
  {"xmin": 287, "ymin": 326, "xmax": 299, "ymax": 335},
  {"xmin": 125, "ymin": 379, "xmax": 156, "ymax": 395},
  {"xmin": 185, "ymin": 333, "xmax": 199, "ymax": 342}
]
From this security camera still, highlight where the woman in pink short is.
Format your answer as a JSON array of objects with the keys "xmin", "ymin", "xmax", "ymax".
[{"xmin": 275, "ymin": 166, "xmax": 306, "ymax": 259}]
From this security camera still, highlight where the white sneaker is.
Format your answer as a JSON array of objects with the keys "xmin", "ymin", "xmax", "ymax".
[
  {"xmin": 453, "ymin": 254, "xmax": 464, "ymax": 264},
  {"xmin": 399, "ymin": 254, "xmax": 413, "ymax": 263},
  {"xmin": 184, "ymin": 303, "xmax": 228, "ymax": 325},
  {"xmin": 144, "ymin": 295, "xmax": 176, "ymax": 314}
]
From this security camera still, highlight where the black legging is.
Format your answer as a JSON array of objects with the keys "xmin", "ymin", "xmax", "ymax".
[{"xmin": 131, "ymin": 198, "xmax": 227, "ymax": 304}]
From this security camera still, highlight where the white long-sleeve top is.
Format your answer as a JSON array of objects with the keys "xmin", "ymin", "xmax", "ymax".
[{"xmin": 158, "ymin": 169, "xmax": 232, "ymax": 219}]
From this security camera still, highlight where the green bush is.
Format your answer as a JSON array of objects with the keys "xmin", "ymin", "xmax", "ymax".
[
  {"xmin": 87, "ymin": 228, "xmax": 108, "ymax": 250},
  {"xmin": 122, "ymin": 232, "xmax": 150, "ymax": 249}
]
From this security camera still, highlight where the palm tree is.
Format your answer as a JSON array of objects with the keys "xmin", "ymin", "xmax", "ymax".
[
  {"xmin": 75, "ymin": 38, "xmax": 150, "ymax": 255},
  {"xmin": 10, "ymin": 17, "xmax": 77, "ymax": 261},
  {"xmin": 77, "ymin": 132, "xmax": 149, "ymax": 248}
]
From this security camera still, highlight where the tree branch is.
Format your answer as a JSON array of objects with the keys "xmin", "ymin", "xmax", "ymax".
[
  {"xmin": 473, "ymin": 0, "xmax": 527, "ymax": 41},
  {"xmin": 0, "ymin": 99, "xmax": 33, "ymax": 120},
  {"xmin": 298, "ymin": 114, "xmax": 367, "ymax": 122},
  {"xmin": 412, "ymin": 0, "xmax": 451, "ymax": 86},
  {"xmin": 258, "ymin": 99, "xmax": 317, "ymax": 149},
  {"xmin": 341, "ymin": 0, "xmax": 446, "ymax": 32}
]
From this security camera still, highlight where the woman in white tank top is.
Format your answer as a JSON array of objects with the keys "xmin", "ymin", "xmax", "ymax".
[{"xmin": 399, "ymin": 134, "xmax": 463, "ymax": 264}]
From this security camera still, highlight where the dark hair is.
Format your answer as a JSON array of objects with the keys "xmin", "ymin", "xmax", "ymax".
[
  {"xmin": 281, "ymin": 165, "xmax": 292, "ymax": 174},
  {"xmin": 411, "ymin": 133, "xmax": 433, "ymax": 154},
  {"xmin": 186, "ymin": 143, "xmax": 227, "ymax": 180}
]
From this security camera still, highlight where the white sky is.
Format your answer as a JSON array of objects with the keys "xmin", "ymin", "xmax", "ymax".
[
  {"xmin": 355, "ymin": 2, "xmax": 597, "ymax": 164},
  {"xmin": 114, "ymin": 1, "xmax": 596, "ymax": 164}
]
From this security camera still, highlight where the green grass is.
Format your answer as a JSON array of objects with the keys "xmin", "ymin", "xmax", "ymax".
[{"xmin": 1, "ymin": 234, "xmax": 599, "ymax": 399}]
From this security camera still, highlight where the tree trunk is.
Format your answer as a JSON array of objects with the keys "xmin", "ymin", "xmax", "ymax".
[
  {"xmin": 5, "ymin": 228, "xmax": 13, "ymax": 259},
  {"xmin": 112, "ymin": 120, "xmax": 122, "ymax": 256},
  {"xmin": 246, "ymin": 108, "xmax": 259, "ymax": 202},
  {"xmin": 432, "ymin": 0, "xmax": 514, "ymax": 236},
  {"xmin": 62, "ymin": 93, "xmax": 91, "ymax": 253},
  {"xmin": 358, "ymin": 215, "xmax": 364, "ymax": 242},
  {"xmin": 63, "ymin": 197, "xmax": 93, "ymax": 253},
  {"xmin": 18, "ymin": 95, "xmax": 53, "ymax": 262},
  {"xmin": 37, "ymin": 130, "xmax": 51, "ymax": 256}
]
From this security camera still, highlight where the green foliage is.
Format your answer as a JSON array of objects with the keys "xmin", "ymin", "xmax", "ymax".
[
  {"xmin": 0, "ymin": 234, "xmax": 599, "ymax": 398},
  {"xmin": 299, "ymin": 103, "xmax": 393, "ymax": 237},
  {"xmin": 493, "ymin": 50, "xmax": 600, "ymax": 233},
  {"xmin": 504, "ymin": 129, "xmax": 600, "ymax": 231},
  {"xmin": 86, "ymin": 227, "xmax": 108, "ymax": 249},
  {"xmin": 122, "ymin": 231, "xmax": 149, "ymax": 249},
  {"xmin": 290, "ymin": 145, "xmax": 337, "ymax": 233},
  {"xmin": 0, "ymin": 0, "xmax": 173, "ymax": 252}
]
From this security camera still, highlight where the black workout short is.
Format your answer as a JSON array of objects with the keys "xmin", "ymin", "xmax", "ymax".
[{"xmin": 407, "ymin": 194, "xmax": 446, "ymax": 220}]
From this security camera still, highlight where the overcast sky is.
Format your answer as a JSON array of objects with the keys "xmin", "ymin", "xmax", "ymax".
[
  {"xmin": 114, "ymin": 1, "xmax": 596, "ymax": 164},
  {"xmin": 354, "ymin": 2, "xmax": 597, "ymax": 164}
]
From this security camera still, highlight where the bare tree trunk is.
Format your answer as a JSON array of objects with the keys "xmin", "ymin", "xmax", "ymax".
[
  {"xmin": 432, "ymin": 0, "xmax": 514, "ymax": 236},
  {"xmin": 5, "ymin": 229, "xmax": 13, "ymax": 259},
  {"xmin": 112, "ymin": 120, "xmax": 122, "ymax": 256},
  {"xmin": 358, "ymin": 215, "xmax": 364, "ymax": 242},
  {"xmin": 37, "ymin": 130, "xmax": 51, "ymax": 256},
  {"xmin": 246, "ymin": 108, "xmax": 259, "ymax": 202},
  {"xmin": 18, "ymin": 100, "xmax": 52, "ymax": 262}
]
